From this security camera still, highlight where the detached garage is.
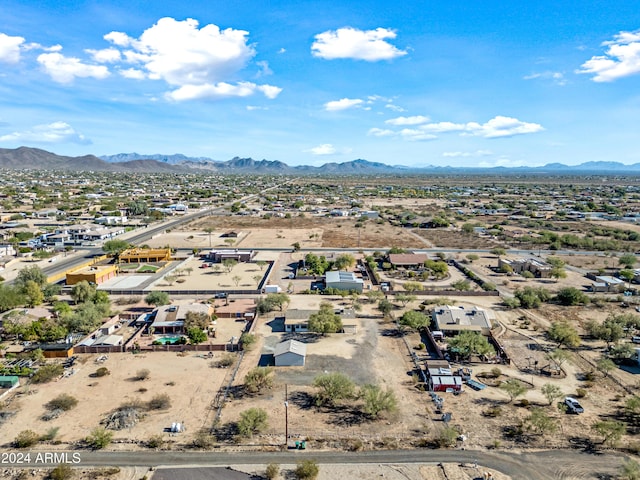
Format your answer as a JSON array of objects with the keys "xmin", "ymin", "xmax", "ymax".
[{"xmin": 274, "ymin": 339, "xmax": 307, "ymax": 367}]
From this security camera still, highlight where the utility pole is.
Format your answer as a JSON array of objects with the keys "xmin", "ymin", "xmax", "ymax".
[{"xmin": 284, "ymin": 384, "xmax": 289, "ymax": 448}]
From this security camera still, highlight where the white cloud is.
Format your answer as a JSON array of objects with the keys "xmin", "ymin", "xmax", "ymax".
[
  {"xmin": 256, "ymin": 60, "xmax": 272, "ymax": 77},
  {"xmin": 371, "ymin": 116, "xmax": 543, "ymax": 142},
  {"xmin": 399, "ymin": 129, "xmax": 437, "ymax": 141},
  {"xmin": 0, "ymin": 121, "xmax": 91, "ymax": 144},
  {"xmin": 467, "ymin": 116, "xmax": 544, "ymax": 138},
  {"xmin": 523, "ymin": 71, "xmax": 567, "ymax": 86},
  {"xmin": 37, "ymin": 52, "xmax": 110, "ymax": 84},
  {"xmin": 324, "ymin": 97, "xmax": 363, "ymax": 111},
  {"xmin": 104, "ymin": 31, "xmax": 131, "ymax": 47},
  {"xmin": 578, "ymin": 29, "xmax": 640, "ymax": 82},
  {"xmin": 421, "ymin": 116, "xmax": 543, "ymax": 138},
  {"xmin": 443, "ymin": 150, "xmax": 493, "ymax": 158},
  {"xmin": 0, "ymin": 33, "xmax": 25, "ymax": 63},
  {"xmin": 385, "ymin": 104, "xmax": 405, "ymax": 112},
  {"xmin": 246, "ymin": 105, "xmax": 268, "ymax": 111},
  {"xmin": 385, "ymin": 115, "xmax": 429, "ymax": 126},
  {"xmin": 103, "ymin": 17, "xmax": 280, "ymax": 101},
  {"xmin": 119, "ymin": 68, "xmax": 146, "ymax": 80},
  {"xmin": 312, "ymin": 27, "xmax": 407, "ymax": 61},
  {"xmin": 367, "ymin": 128, "xmax": 395, "ymax": 137},
  {"xmin": 277, "ymin": 48, "xmax": 286, "ymax": 54},
  {"xmin": 308, "ymin": 144, "xmax": 337, "ymax": 155},
  {"xmin": 85, "ymin": 47, "xmax": 121, "ymax": 63},
  {"xmin": 166, "ymin": 81, "xmax": 281, "ymax": 101}
]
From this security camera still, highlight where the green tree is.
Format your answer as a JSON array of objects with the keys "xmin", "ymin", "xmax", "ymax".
[
  {"xmin": 187, "ymin": 327, "xmax": 207, "ymax": 344},
  {"xmin": 399, "ymin": 310, "xmax": 429, "ymax": 330},
  {"xmin": 237, "ymin": 408, "xmax": 268, "ymax": 437},
  {"xmin": 491, "ymin": 248, "xmax": 506, "ymax": 258},
  {"xmin": 619, "ymin": 254, "xmax": 638, "ymax": 269},
  {"xmin": 620, "ymin": 268, "xmax": 635, "ymax": 289},
  {"xmin": 244, "ymin": 367, "xmax": 274, "ymax": 394},
  {"xmin": 239, "ymin": 332, "xmax": 256, "ymax": 350},
  {"xmin": 15, "ymin": 265, "xmax": 47, "ymax": 289},
  {"xmin": 71, "ymin": 280, "xmax": 96, "ymax": 304},
  {"xmin": 145, "ymin": 291, "xmax": 170, "ymax": 307},
  {"xmin": 548, "ymin": 321, "xmax": 581, "ymax": 348},
  {"xmin": 394, "ymin": 293, "xmax": 416, "ymax": 307},
  {"xmin": 377, "ymin": 298, "xmax": 394, "ymax": 318},
  {"xmin": 466, "ymin": 253, "xmax": 480, "ymax": 263},
  {"xmin": 437, "ymin": 426, "xmax": 459, "ymax": 447},
  {"xmin": 556, "ymin": 287, "xmax": 590, "ymax": 306},
  {"xmin": 85, "ymin": 427, "xmax": 113, "ymax": 449},
  {"xmin": 184, "ymin": 311, "xmax": 210, "ymax": 330},
  {"xmin": 313, "ymin": 372, "xmax": 356, "ymax": 407},
  {"xmin": 23, "ymin": 280, "xmax": 44, "ymax": 307},
  {"xmin": 448, "ymin": 331, "xmax": 496, "ymax": 360},
  {"xmin": 526, "ymin": 407, "xmax": 558, "ymax": 435},
  {"xmin": 334, "ymin": 254, "xmax": 356, "ymax": 270},
  {"xmin": 294, "ymin": 460, "xmax": 319, "ymax": 480},
  {"xmin": 222, "ymin": 258, "xmax": 238, "ymax": 273},
  {"xmin": 360, "ymin": 384, "xmax": 397, "ymax": 418},
  {"xmin": 500, "ymin": 379, "xmax": 527, "ymax": 403},
  {"xmin": 308, "ymin": 302, "xmax": 343, "ymax": 334},
  {"xmin": 541, "ymin": 383, "xmax": 563, "ymax": 406},
  {"xmin": 547, "ymin": 348, "xmax": 571, "ymax": 368},
  {"xmin": 102, "ymin": 239, "xmax": 130, "ymax": 257},
  {"xmin": 403, "ymin": 281, "xmax": 423, "ymax": 293},
  {"xmin": 591, "ymin": 420, "xmax": 625, "ymax": 447},
  {"xmin": 32, "ymin": 364, "xmax": 64, "ymax": 383},
  {"xmin": 0, "ymin": 283, "xmax": 24, "ymax": 312},
  {"xmin": 257, "ymin": 293, "xmax": 290, "ymax": 313},
  {"xmin": 596, "ymin": 357, "xmax": 617, "ymax": 377}
]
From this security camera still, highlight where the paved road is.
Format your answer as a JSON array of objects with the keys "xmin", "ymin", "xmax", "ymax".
[{"xmin": 4, "ymin": 448, "xmax": 630, "ymax": 479}]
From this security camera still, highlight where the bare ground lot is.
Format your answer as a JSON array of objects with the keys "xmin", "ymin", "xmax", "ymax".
[
  {"xmin": 1, "ymin": 352, "xmax": 230, "ymax": 447},
  {"xmin": 183, "ymin": 216, "xmax": 422, "ymax": 249}
]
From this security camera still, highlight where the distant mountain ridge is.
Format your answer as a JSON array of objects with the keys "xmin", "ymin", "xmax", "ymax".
[{"xmin": 1, "ymin": 146, "xmax": 640, "ymax": 174}]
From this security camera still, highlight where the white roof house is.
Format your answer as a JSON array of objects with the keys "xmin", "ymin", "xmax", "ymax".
[
  {"xmin": 325, "ymin": 271, "xmax": 363, "ymax": 293},
  {"xmin": 432, "ymin": 305, "xmax": 493, "ymax": 335},
  {"xmin": 274, "ymin": 339, "xmax": 307, "ymax": 367}
]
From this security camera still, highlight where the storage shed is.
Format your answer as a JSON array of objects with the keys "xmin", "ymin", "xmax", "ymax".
[
  {"xmin": 429, "ymin": 375, "xmax": 463, "ymax": 392},
  {"xmin": 274, "ymin": 339, "xmax": 307, "ymax": 367},
  {"xmin": 0, "ymin": 376, "xmax": 19, "ymax": 388}
]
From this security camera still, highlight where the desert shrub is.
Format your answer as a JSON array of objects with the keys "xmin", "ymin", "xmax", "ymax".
[
  {"xmin": 575, "ymin": 388, "xmax": 587, "ymax": 398},
  {"xmin": 518, "ymin": 399, "xmax": 530, "ymax": 407},
  {"xmin": 48, "ymin": 464, "xmax": 74, "ymax": 480},
  {"xmin": 14, "ymin": 430, "xmax": 40, "ymax": 448},
  {"xmin": 192, "ymin": 429, "xmax": 215, "ymax": 448},
  {"xmin": 46, "ymin": 394, "xmax": 78, "ymax": 412},
  {"xmin": 147, "ymin": 394, "xmax": 171, "ymax": 410},
  {"xmin": 135, "ymin": 369, "xmax": 150, "ymax": 381},
  {"xmin": 42, "ymin": 427, "xmax": 60, "ymax": 441},
  {"xmin": 31, "ymin": 364, "xmax": 64, "ymax": 383},
  {"xmin": 85, "ymin": 427, "xmax": 112, "ymax": 450},
  {"xmin": 484, "ymin": 406, "xmax": 503, "ymax": 418},
  {"xmin": 294, "ymin": 460, "xmax": 319, "ymax": 480},
  {"xmin": 265, "ymin": 463, "xmax": 280, "ymax": 479},
  {"xmin": 415, "ymin": 343, "xmax": 425, "ymax": 350},
  {"xmin": 147, "ymin": 435, "xmax": 164, "ymax": 449},
  {"xmin": 95, "ymin": 367, "xmax": 110, "ymax": 377},
  {"xmin": 211, "ymin": 353, "xmax": 235, "ymax": 368},
  {"xmin": 490, "ymin": 367, "xmax": 503, "ymax": 378}
]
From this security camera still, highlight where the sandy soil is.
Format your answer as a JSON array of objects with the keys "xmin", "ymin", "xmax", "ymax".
[{"xmin": 1, "ymin": 352, "xmax": 232, "ymax": 446}]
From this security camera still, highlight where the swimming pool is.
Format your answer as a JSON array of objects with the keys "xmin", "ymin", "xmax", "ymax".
[{"xmin": 155, "ymin": 336, "xmax": 185, "ymax": 345}]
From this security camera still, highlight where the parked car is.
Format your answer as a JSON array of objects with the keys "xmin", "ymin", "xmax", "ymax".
[{"xmin": 564, "ymin": 397, "xmax": 584, "ymax": 414}]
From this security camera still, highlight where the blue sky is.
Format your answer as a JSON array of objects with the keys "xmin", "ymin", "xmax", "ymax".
[{"xmin": 1, "ymin": 1, "xmax": 640, "ymax": 167}]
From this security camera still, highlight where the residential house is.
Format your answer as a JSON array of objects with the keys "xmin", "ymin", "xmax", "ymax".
[
  {"xmin": 151, "ymin": 303, "xmax": 214, "ymax": 334},
  {"xmin": 432, "ymin": 305, "xmax": 493, "ymax": 335},
  {"xmin": 325, "ymin": 271, "xmax": 363, "ymax": 292}
]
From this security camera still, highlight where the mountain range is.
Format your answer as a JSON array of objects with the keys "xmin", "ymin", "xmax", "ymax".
[{"xmin": 1, "ymin": 146, "xmax": 640, "ymax": 175}]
